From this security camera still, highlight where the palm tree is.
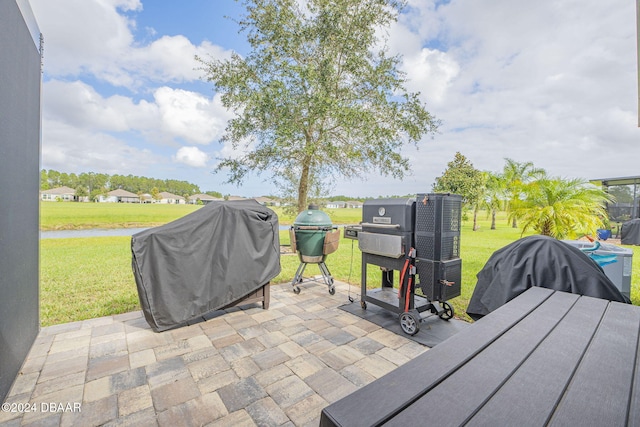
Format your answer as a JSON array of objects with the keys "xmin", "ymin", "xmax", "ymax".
[
  {"xmin": 502, "ymin": 158, "xmax": 546, "ymax": 228},
  {"xmin": 508, "ymin": 177, "xmax": 613, "ymax": 239},
  {"xmin": 480, "ymin": 171, "xmax": 506, "ymax": 230}
]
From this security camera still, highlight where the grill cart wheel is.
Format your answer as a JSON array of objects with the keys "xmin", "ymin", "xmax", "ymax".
[
  {"xmin": 329, "ymin": 286, "xmax": 335, "ymax": 295},
  {"xmin": 438, "ymin": 301, "xmax": 454, "ymax": 320},
  {"xmin": 400, "ymin": 311, "xmax": 420, "ymax": 335},
  {"xmin": 293, "ymin": 286, "xmax": 301, "ymax": 294},
  {"xmin": 360, "ymin": 300, "xmax": 367, "ymax": 310}
]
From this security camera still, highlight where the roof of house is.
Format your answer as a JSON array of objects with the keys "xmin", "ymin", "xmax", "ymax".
[
  {"xmin": 108, "ymin": 189, "xmax": 139, "ymax": 198},
  {"xmin": 227, "ymin": 196, "xmax": 248, "ymax": 201},
  {"xmin": 159, "ymin": 192, "xmax": 185, "ymax": 200},
  {"xmin": 188, "ymin": 194, "xmax": 222, "ymax": 201},
  {"xmin": 41, "ymin": 186, "xmax": 76, "ymax": 195},
  {"xmin": 254, "ymin": 196, "xmax": 275, "ymax": 204}
]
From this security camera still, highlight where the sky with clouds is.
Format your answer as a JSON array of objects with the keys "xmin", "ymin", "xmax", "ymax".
[{"xmin": 28, "ymin": 0, "xmax": 639, "ymax": 197}]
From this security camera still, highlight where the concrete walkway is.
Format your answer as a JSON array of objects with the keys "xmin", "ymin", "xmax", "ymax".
[{"xmin": 0, "ymin": 281, "xmax": 428, "ymax": 427}]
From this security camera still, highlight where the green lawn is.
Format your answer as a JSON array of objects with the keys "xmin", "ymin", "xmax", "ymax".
[
  {"xmin": 40, "ymin": 202, "xmax": 363, "ymax": 230},
  {"xmin": 40, "ymin": 202, "xmax": 201, "ymax": 230},
  {"xmin": 39, "ymin": 204, "xmax": 640, "ymax": 326}
]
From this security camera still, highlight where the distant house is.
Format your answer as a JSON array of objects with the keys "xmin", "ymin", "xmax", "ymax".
[
  {"xmin": 158, "ymin": 192, "xmax": 186, "ymax": 204},
  {"xmin": 140, "ymin": 193, "xmax": 154, "ymax": 203},
  {"xmin": 98, "ymin": 189, "xmax": 140, "ymax": 203},
  {"xmin": 346, "ymin": 200, "xmax": 364, "ymax": 209},
  {"xmin": 227, "ymin": 196, "xmax": 248, "ymax": 201},
  {"xmin": 40, "ymin": 186, "xmax": 76, "ymax": 202},
  {"xmin": 326, "ymin": 201, "xmax": 346, "ymax": 209},
  {"xmin": 188, "ymin": 194, "xmax": 223, "ymax": 205},
  {"xmin": 254, "ymin": 196, "xmax": 279, "ymax": 206}
]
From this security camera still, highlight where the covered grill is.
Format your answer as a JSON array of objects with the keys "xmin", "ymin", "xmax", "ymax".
[
  {"xmin": 131, "ymin": 200, "xmax": 281, "ymax": 332},
  {"xmin": 290, "ymin": 205, "xmax": 340, "ymax": 294},
  {"xmin": 353, "ymin": 193, "xmax": 462, "ymax": 335}
]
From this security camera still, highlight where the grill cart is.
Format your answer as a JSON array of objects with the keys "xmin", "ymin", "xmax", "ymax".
[
  {"xmin": 290, "ymin": 205, "xmax": 340, "ymax": 295},
  {"xmin": 353, "ymin": 194, "xmax": 462, "ymax": 335}
]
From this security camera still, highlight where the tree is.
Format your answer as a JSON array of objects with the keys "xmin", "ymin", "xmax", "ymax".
[
  {"xmin": 151, "ymin": 187, "xmax": 161, "ymax": 201},
  {"xmin": 608, "ymin": 185, "xmax": 633, "ymax": 204},
  {"xmin": 433, "ymin": 152, "xmax": 483, "ymax": 209},
  {"xmin": 502, "ymin": 158, "xmax": 546, "ymax": 228},
  {"xmin": 74, "ymin": 185, "xmax": 88, "ymax": 202},
  {"xmin": 479, "ymin": 171, "xmax": 505, "ymax": 230},
  {"xmin": 508, "ymin": 177, "xmax": 613, "ymax": 239},
  {"xmin": 40, "ymin": 170, "xmax": 49, "ymax": 190},
  {"xmin": 198, "ymin": 0, "xmax": 439, "ymax": 212}
]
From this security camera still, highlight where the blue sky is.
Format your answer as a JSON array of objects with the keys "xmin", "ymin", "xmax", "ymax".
[{"xmin": 29, "ymin": 0, "xmax": 639, "ymax": 197}]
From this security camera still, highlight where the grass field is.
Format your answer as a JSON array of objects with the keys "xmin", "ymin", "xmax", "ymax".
[
  {"xmin": 40, "ymin": 202, "xmax": 640, "ymax": 326},
  {"xmin": 39, "ymin": 202, "xmax": 362, "ymax": 230}
]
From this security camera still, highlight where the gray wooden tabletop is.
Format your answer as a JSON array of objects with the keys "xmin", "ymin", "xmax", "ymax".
[{"xmin": 320, "ymin": 287, "xmax": 640, "ymax": 427}]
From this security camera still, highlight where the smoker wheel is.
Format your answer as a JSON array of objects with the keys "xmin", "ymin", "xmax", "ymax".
[
  {"xmin": 293, "ymin": 286, "xmax": 301, "ymax": 294},
  {"xmin": 329, "ymin": 286, "xmax": 335, "ymax": 295},
  {"xmin": 400, "ymin": 312, "xmax": 420, "ymax": 335},
  {"xmin": 438, "ymin": 302, "xmax": 454, "ymax": 320},
  {"xmin": 360, "ymin": 300, "xmax": 367, "ymax": 310}
]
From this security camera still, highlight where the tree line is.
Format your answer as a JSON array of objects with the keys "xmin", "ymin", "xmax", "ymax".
[
  {"xmin": 432, "ymin": 153, "xmax": 617, "ymax": 240},
  {"xmin": 41, "ymin": 170, "xmax": 223, "ymax": 201}
]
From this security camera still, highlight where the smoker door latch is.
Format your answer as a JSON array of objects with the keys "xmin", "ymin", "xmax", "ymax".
[{"xmin": 439, "ymin": 280, "xmax": 455, "ymax": 287}]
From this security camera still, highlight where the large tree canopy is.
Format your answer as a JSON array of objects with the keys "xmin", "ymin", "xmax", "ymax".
[
  {"xmin": 198, "ymin": 0, "xmax": 439, "ymax": 212},
  {"xmin": 432, "ymin": 152, "xmax": 483, "ymax": 206}
]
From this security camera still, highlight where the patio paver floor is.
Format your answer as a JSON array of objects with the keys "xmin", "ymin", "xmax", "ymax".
[{"xmin": 0, "ymin": 281, "xmax": 428, "ymax": 427}]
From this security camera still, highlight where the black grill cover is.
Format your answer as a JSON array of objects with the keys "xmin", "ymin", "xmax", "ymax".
[
  {"xmin": 131, "ymin": 200, "xmax": 281, "ymax": 332},
  {"xmin": 621, "ymin": 219, "xmax": 640, "ymax": 245},
  {"xmin": 466, "ymin": 235, "xmax": 630, "ymax": 320}
]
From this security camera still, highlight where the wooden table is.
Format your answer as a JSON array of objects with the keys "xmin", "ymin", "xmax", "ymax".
[{"xmin": 320, "ymin": 287, "xmax": 640, "ymax": 426}]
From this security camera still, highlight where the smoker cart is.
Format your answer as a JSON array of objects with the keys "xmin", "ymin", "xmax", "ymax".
[
  {"xmin": 290, "ymin": 205, "xmax": 340, "ymax": 295},
  {"xmin": 357, "ymin": 194, "xmax": 462, "ymax": 335}
]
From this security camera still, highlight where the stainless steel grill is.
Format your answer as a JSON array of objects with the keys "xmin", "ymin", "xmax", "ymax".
[{"xmin": 348, "ymin": 193, "xmax": 462, "ymax": 335}]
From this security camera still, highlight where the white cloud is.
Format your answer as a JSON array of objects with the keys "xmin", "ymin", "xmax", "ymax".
[
  {"xmin": 173, "ymin": 146, "xmax": 209, "ymax": 168},
  {"xmin": 30, "ymin": 0, "xmax": 231, "ymax": 88},
  {"xmin": 154, "ymin": 87, "xmax": 231, "ymax": 145},
  {"xmin": 41, "ymin": 119, "xmax": 160, "ymax": 174},
  {"xmin": 402, "ymin": 48, "xmax": 460, "ymax": 104},
  {"xmin": 42, "ymin": 80, "xmax": 230, "ymax": 146},
  {"xmin": 43, "ymin": 79, "xmax": 158, "ymax": 132}
]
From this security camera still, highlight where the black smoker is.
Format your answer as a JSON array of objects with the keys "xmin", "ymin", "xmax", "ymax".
[{"xmin": 351, "ymin": 193, "xmax": 462, "ymax": 335}]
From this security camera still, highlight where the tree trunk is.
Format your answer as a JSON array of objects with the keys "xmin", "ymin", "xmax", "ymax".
[
  {"xmin": 491, "ymin": 209, "xmax": 496, "ymax": 230},
  {"xmin": 297, "ymin": 156, "xmax": 311, "ymax": 213},
  {"xmin": 512, "ymin": 217, "xmax": 517, "ymax": 228},
  {"xmin": 473, "ymin": 208, "xmax": 478, "ymax": 231}
]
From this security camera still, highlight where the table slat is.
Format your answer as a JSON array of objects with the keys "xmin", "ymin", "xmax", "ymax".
[
  {"xmin": 467, "ymin": 295, "xmax": 609, "ymax": 426},
  {"xmin": 319, "ymin": 287, "xmax": 555, "ymax": 427},
  {"xmin": 549, "ymin": 301, "xmax": 640, "ymax": 426}
]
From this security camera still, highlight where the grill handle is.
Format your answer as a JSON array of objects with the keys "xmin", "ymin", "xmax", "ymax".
[
  {"xmin": 293, "ymin": 225, "xmax": 336, "ymax": 230},
  {"xmin": 360, "ymin": 223, "xmax": 401, "ymax": 229}
]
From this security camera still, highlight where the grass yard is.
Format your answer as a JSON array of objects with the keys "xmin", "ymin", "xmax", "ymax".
[
  {"xmin": 40, "ymin": 205, "xmax": 640, "ymax": 326},
  {"xmin": 40, "ymin": 202, "xmax": 201, "ymax": 230},
  {"xmin": 40, "ymin": 201, "xmax": 363, "ymax": 230}
]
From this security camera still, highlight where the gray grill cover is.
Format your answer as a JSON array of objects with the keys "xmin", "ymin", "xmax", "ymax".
[
  {"xmin": 131, "ymin": 200, "xmax": 281, "ymax": 332},
  {"xmin": 467, "ymin": 235, "xmax": 630, "ymax": 320},
  {"xmin": 621, "ymin": 219, "xmax": 640, "ymax": 245}
]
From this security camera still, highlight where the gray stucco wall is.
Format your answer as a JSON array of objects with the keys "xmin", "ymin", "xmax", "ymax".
[{"xmin": 0, "ymin": 0, "xmax": 42, "ymax": 403}]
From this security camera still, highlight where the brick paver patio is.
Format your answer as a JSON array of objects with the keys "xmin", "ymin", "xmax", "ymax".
[{"xmin": 0, "ymin": 281, "xmax": 428, "ymax": 426}]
